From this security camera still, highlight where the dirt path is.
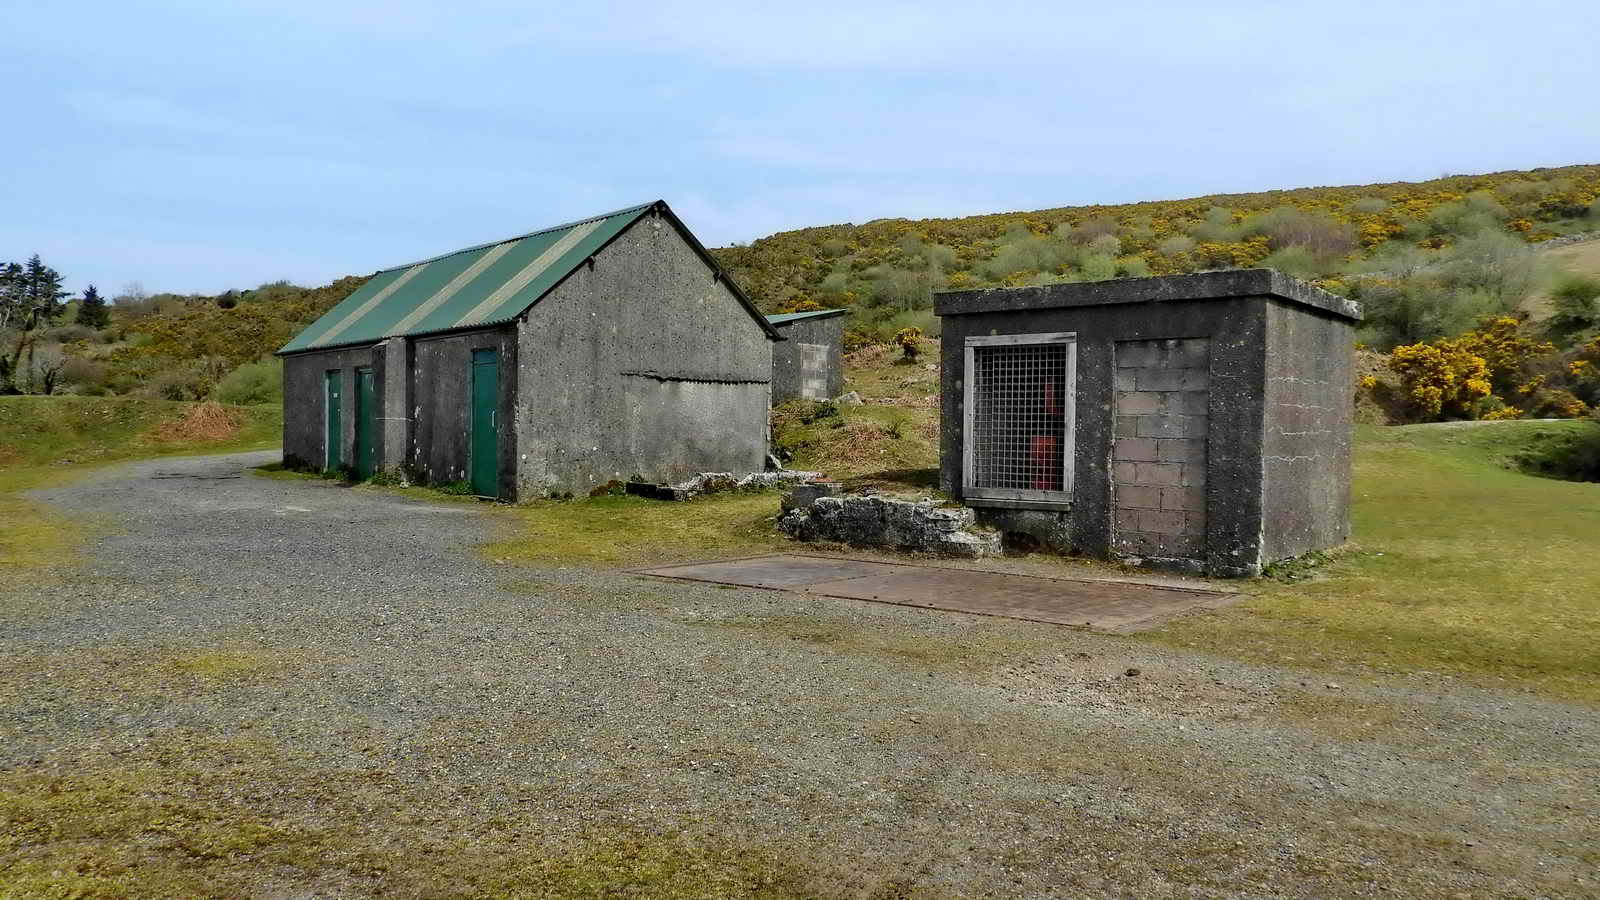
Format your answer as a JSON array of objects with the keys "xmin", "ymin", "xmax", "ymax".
[{"xmin": 2, "ymin": 452, "xmax": 1595, "ymax": 897}]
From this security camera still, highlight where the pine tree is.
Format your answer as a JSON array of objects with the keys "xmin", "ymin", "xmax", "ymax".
[
  {"xmin": 4, "ymin": 255, "xmax": 69, "ymax": 393},
  {"xmin": 20, "ymin": 254, "xmax": 68, "ymax": 328},
  {"xmin": 0, "ymin": 262, "xmax": 23, "ymax": 331},
  {"xmin": 75, "ymin": 284, "xmax": 110, "ymax": 328}
]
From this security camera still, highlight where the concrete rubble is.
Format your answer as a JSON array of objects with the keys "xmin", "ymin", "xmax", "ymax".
[{"xmin": 777, "ymin": 492, "xmax": 1000, "ymax": 558}]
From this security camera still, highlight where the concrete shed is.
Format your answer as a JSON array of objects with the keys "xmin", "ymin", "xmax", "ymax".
[
  {"xmin": 765, "ymin": 308, "xmax": 847, "ymax": 403},
  {"xmin": 277, "ymin": 201, "xmax": 782, "ymax": 500},
  {"xmin": 934, "ymin": 269, "xmax": 1361, "ymax": 576}
]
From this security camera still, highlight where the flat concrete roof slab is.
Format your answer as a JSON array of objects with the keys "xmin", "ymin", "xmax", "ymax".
[{"xmin": 639, "ymin": 554, "xmax": 1237, "ymax": 632}]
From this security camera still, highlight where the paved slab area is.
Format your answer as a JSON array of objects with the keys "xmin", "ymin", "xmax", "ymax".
[{"xmin": 639, "ymin": 554, "xmax": 1236, "ymax": 631}]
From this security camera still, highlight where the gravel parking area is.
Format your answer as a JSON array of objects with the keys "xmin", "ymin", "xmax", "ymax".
[{"xmin": 2, "ymin": 451, "xmax": 1596, "ymax": 897}]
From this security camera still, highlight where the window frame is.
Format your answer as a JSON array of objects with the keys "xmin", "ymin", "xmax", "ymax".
[{"xmin": 962, "ymin": 332, "xmax": 1077, "ymax": 505}]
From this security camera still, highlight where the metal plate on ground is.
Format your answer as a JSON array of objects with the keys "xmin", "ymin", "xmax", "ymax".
[{"xmin": 639, "ymin": 554, "xmax": 1237, "ymax": 632}]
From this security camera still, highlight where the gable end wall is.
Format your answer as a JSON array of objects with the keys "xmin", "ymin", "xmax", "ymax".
[{"xmin": 514, "ymin": 212, "xmax": 773, "ymax": 495}]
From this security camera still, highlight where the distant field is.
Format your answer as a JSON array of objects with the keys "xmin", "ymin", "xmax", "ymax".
[{"xmin": 1524, "ymin": 234, "xmax": 1600, "ymax": 320}]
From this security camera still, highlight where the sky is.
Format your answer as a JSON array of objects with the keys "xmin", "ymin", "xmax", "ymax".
[{"xmin": 4, "ymin": 0, "xmax": 1597, "ymax": 296}]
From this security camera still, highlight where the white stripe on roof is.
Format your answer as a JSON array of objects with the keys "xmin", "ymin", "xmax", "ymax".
[
  {"xmin": 311, "ymin": 263, "xmax": 428, "ymax": 348},
  {"xmin": 385, "ymin": 240, "xmax": 518, "ymax": 337},
  {"xmin": 451, "ymin": 219, "xmax": 602, "ymax": 328}
]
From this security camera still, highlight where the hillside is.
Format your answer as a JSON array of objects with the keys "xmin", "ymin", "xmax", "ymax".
[
  {"xmin": 711, "ymin": 164, "xmax": 1600, "ymax": 348},
  {"xmin": 5, "ymin": 163, "xmax": 1599, "ymax": 410}
]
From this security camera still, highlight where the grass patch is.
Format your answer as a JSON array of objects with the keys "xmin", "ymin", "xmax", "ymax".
[
  {"xmin": 772, "ymin": 401, "xmax": 940, "ymax": 492},
  {"xmin": 0, "ymin": 735, "xmax": 836, "ymax": 898},
  {"xmin": 769, "ymin": 345, "xmax": 942, "ymax": 493},
  {"xmin": 1151, "ymin": 421, "xmax": 1600, "ymax": 702},
  {"xmin": 484, "ymin": 493, "xmax": 789, "ymax": 567},
  {"xmin": 162, "ymin": 650, "xmax": 282, "ymax": 682},
  {"xmin": 0, "ymin": 396, "xmax": 281, "ymax": 571}
]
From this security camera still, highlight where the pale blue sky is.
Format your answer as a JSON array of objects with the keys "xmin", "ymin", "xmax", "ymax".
[{"xmin": 5, "ymin": 0, "xmax": 1596, "ymax": 295}]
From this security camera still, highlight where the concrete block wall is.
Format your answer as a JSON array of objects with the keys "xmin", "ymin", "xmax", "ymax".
[{"xmin": 1111, "ymin": 338, "xmax": 1210, "ymax": 560}]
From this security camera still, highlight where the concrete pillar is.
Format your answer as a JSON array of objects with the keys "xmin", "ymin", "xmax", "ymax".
[{"xmin": 380, "ymin": 337, "xmax": 411, "ymax": 471}]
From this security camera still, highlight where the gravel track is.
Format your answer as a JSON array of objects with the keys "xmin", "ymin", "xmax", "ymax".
[{"xmin": 2, "ymin": 451, "xmax": 1596, "ymax": 897}]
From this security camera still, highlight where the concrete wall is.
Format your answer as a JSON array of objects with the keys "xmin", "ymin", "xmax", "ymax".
[
  {"xmin": 1260, "ymin": 299, "xmax": 1354, "ymax": 561},
  {"xmin": 1111, "ymin": 338, "xmax": 1210, "ymax": 562},
  {"xmin": 409, "ymin": 327, "xmax": 518, "ymax": 497},
  {"xmin": 514, "ymin": 210, "xmax": 773, "ymax": 496},
  {"xmin": 938, "ymin": 293, "xmax": 1269, "ymax": 574},
  {"xmin": 281, "ymin": 344, "xmax": 376, "ymax": 470},
  {"xmin": 771, "ymin": 314, "xmax": 845, "ymax": 402},
  {"xmin": 936, "ymin": 270, "xmax": 1358, "ymax": 576}
]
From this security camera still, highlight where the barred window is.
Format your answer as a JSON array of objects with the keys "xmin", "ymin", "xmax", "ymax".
[{"xmin": 963, "ymin": 333, "xmax": 1076, "ymax": 502}]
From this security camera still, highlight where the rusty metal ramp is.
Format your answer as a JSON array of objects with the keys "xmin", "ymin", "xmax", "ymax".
[{"xmin": 638, "ymin": 554, "xmax": 1237, "ymax": 632}]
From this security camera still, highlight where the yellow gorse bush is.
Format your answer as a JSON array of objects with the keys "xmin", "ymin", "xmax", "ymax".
[{"xmin": 1387, "ymin": 341, "xmax": 1492, "ymax": 419}]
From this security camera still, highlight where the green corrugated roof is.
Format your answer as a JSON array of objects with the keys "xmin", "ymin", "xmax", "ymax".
[
  {"xmin": 279, "ymin": 202, "xmax": 656, "ymax": 353},
  {"xmin": 765, "ymin": 308, "xmax": 848, "ymax": 325}
]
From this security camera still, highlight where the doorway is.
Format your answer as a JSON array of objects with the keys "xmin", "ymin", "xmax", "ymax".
[{"xmin": 470, "ymin": 349, "xmax": 499, "ymax": 497}]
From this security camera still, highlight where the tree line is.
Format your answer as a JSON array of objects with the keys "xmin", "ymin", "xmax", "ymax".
[{"xmin": 0, "ymin": 254, "xmax": 109, "ymax": 394}]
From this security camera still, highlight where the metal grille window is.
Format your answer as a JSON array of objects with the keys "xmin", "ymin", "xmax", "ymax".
[{"xmin": 963, "ymin": 333, "xmax": 1076, "ymax": 502}]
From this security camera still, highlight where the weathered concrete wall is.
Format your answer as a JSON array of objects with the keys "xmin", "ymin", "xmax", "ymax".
[
  {"xmin": 409, "ymin": 327, "xmax": 518, "ymax": 497},
  {"xmin": 973, "ymin": 506, "xmax": 1073, "ymax": 554},
  {"xmin": 1260, "ymin": 299, "xmax": 1354, "ymax": 561},
  {"xmin": 771, "ymin": 314, "xmax": 845, "ymax": 403},
  {"xmin": 281, "ymin": 344, "xmax": 375, "ymax": 470},
  {"xmin": 935, "ymin": 269, "xmax": 1358, "ymax": 576},
  {"xmin": 376, "ymin": 338, "xmax": 410, "ymax": 471},
  {"xmin": 938, "ymin": 293, "xmax": 1268, "ymax": 573},
  {"xmin": 515, "ymin": 210, "xmax": 773, "ymax": 496},
  {"xmin": 1111, "ymin": 338, "xmax": 1210, "ymax": 564}
]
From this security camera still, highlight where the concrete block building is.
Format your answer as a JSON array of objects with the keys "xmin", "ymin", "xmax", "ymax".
[
  {"xmin": 766, "ymin": 308, "xmax": 847, "ymax": 402},
  {"xmin": 277, "ymin": 201, "xmax": 782, "ymax": 500},
  {"xmin": 934, "ymin": 269, "xmax": 1361, "ymax": 576}
]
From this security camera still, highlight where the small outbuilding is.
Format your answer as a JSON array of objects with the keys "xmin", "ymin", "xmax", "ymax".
[
  {"xmin": 765, "ymin": 308, "xmax": 847, "ymax": 403},
  {"xmin": 934, "ymin": 269, "xmax": 1361, "ymax": 576},
  {"xmin": 277, "ymin": 201, "xmax": 782, "ymax": 500}
]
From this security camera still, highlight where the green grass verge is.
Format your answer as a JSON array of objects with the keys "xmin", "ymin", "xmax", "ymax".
[
  {"xmin": 0, "ymin": 397, "xmax": 282, "ymax": 571},
  {"xmin": 1151, "ymin": 420, "xmax": 1600, "ymax": 702},
  {"xmin": 484, "ymin": 493, "xmax": 789, "ymax": 566}
]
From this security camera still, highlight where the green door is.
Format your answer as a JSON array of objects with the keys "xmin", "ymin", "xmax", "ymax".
[
  {"xmin": 354, "ymin": 367, "xmax": 377, "ymax": 480},
  {"xmin": 324, "ymin": 370, "xmax": 342, "ymax": 471},
  {"xmin": 470, "ymin": 349, "xmax": 499, "ymax": 497}
]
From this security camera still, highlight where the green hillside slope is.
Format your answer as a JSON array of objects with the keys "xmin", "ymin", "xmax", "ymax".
[{"xmin": 711, "ymin": 163, "xmax": 1600, "ymax": 348}]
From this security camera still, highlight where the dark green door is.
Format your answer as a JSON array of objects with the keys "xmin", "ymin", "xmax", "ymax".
[
  {"xmin": 354, "ymin": 367, "xmax": 376, "ymax": 480},
  {"xmin": 470, "ymin": 349, "xmax": 499, "ymax": 497},
  {"xmin": 324, "ymin": 370, "xmax": 342, "ymax": 471}
]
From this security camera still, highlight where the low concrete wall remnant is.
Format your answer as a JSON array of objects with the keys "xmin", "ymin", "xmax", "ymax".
[
  {"xmin": 627, "ymin": 469, "xmax": 820, "ymax": 501},
  {"xmin": 777, "ymin": 494, "xmax": 1001, "ymax": 558}
]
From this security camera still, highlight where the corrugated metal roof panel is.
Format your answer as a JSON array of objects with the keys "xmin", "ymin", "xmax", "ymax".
[
  {"xmin": 766, "ymin": 308, "xmax": 849, "ymax": 325},
  {"xmin": 278, "ymin": 203, "xmax": 655, "ymax": 353}
]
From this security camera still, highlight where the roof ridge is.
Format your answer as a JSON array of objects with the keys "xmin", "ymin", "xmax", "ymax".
[{"xmin": 374, "ymin": 200, "xmax": 660, "ymax": 274}]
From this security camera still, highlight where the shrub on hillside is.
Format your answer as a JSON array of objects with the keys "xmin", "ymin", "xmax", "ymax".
[
  {"xmin": 895, "ymin": 327, "xmax": 923, "ymax": 361},
  {"xmin": 1549, "ymin": 273, "xmax": 1600, "ymax": 335},
  {"xmin": 60, "ymin": 357, "xmax": 108, "ymax": 395},
  {"xmin": 1387, "ymin": 341, "xmax": 1492, "ymax": 419},
  {"xmin": 1517, "ymin": 422, "xmax": 1600, "ymax": 483},
  {"xmin": 214, "ymin": 358, "xmax": 283, "ymax": 405},
  {"xmin": 1244, "ymin": 207, "xmax": 1356, "ymax": 258}
]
